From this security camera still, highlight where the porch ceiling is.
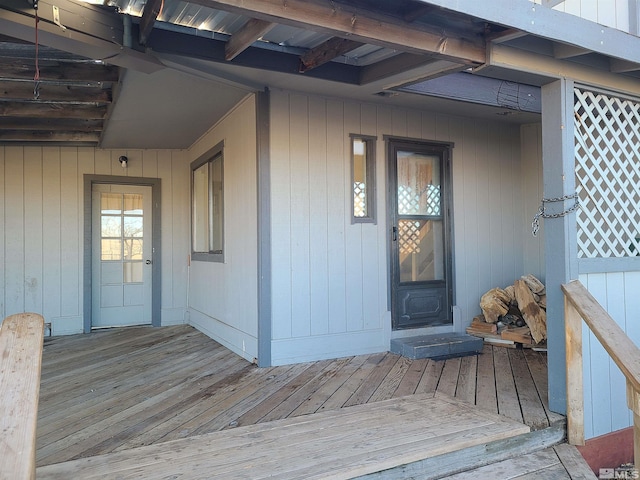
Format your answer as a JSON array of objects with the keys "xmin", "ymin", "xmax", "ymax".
[{"xmin": 1, "ymin": 0, "xmax": 639, "ymax": 147}]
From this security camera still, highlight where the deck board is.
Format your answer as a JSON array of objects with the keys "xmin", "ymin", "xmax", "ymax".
[
  {"xmin": 36, "ymin": 394, "xmax": 530, "ymax": 480},
  {"xmin": 36, "ymin": 325, "xmax": 564, "ymax": 469}
]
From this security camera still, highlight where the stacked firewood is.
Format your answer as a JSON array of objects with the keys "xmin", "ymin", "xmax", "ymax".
[{"xmin": 468, "ymin": 274, "xmax": 547, "ymax": 345}]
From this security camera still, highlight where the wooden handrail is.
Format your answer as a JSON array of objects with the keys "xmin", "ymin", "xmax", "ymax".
[
  {"xmin": 0, "ymin": 313, "xmax": 45, "ymax": 480},
  {"xmin": 562, "ymin": 280, "xmax": 640, "ymax": 464}
]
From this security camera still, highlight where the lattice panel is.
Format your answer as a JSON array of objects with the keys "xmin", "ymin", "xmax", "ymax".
[
  {"xmin": 399, "ymin": 220, "xmax": 422, "ymax": 255},
  {"xmin": 398, "ymin": 185, "xmax": 440, "ymax": 216},
  {"xmin": 353, "ymin": 182, "xmax": 366, "ymax": 217},
  {"xmin": 575, "ymin": 88, "xmax": 640, "ymax": 257}
]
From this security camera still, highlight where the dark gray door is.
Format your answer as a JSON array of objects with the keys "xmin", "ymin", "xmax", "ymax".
[{"xmin": 389, "ymin": 140, "xmax": 453, "ymax": 330}]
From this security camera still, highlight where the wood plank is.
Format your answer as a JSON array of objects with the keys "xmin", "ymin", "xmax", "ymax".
[
  {"xmin": 455, "ymin": 355, "xmax": 477, "ymax": 404},
  {"xmin": 343, "ymin": 353, "xmax": 399, "ymax": 407},
  {"xmin": 523, "ymin": 349, "xmax": 565, "ymax": 425},
  {"xmin": 225, "ymin": 18, "xmax": 275, "ymax": 60},
  {"xmin": 553, "ymin": 443, "xmax": 598, "ymax": 479},
  {"xmin": 415, "ymin": 358, "xmax": 445, "ymax": 394},
  {"xmin": 369, "ymin": 356, "xmax": 413, "ymax": 402},
  {"xmin": 563, "ymin": 282, "xmax": 586, "ymax": 445},
  {"xmin": 443, "ymin": 447, "xmax": 560, "ymax": 479},
  {"xmin": 393, "ymin": 357, "xmax": 429, "ymax": 397},
  {"xmin": 37, "ymin": 394, "xmax": 529, "ymax": 480},
  {"xmin": 508, "ymin": 348, "xmax": 549, "ymax": 430},
  {"xmin": 493, "ymin": 346, "xmax": 524, "ymax": 423},
  {"xmin": 475, "ymin": 344, "xmax": 498, "ymax": 414},
  {"xmin": 436, "ymin": 357, "xmax": 462, "ymax": 397},
  {"xmin": 0, "ymin": 313, "xmax": 45, "ymax": 480}
]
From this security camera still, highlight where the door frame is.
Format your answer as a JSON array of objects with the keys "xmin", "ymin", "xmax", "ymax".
[
  {"xmin": 83, "ymin": 175, "xmax": 162, "ymax": 333},
  {"xmin": 386, "ymin": 137, "xmax": 455, "ymax": 331}
]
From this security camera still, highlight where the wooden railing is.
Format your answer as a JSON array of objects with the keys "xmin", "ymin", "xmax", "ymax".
[
  {"xmin": 562, "ymin": 280, "xmax": 640, "ymax": 464},
  {"xmin": 0, "ymin": 313, "xmax": 45, "ymax": 480}
]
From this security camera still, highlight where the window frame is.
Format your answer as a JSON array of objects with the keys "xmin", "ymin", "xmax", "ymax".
[
  {"xmin": 190, "ymin": 141, "xmax": 224, "ymax": 262},
  {"xmin": 350, "ymin": 134, "xmax": 377, "ymax": 224}
]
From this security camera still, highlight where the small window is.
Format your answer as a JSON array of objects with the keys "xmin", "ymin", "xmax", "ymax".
[
  {"xmin": 351, "ymin": 134, "xmax": 377, "ymax": 223},
  {"xmin": 191, "ymin": 142, "xmax": 224, "ymax": 262}
]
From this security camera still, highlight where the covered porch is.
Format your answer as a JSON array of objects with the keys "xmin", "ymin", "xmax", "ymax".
[{"xmin": 34, "ymin": 325, "xmax": 581, "ymax": 478}]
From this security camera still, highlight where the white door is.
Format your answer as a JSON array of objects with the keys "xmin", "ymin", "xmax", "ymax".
[{"xmin": 92, "ymin": 184, "xmax": 153, "ymax": 328}]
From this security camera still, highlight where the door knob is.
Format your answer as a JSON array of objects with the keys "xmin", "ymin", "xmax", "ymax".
[{"xmin": 145, "ymin": 260, "xmax": 152, "ymax": 265}]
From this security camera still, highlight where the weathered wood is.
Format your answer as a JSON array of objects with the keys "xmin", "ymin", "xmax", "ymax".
[
  {"xmin": 139, "ymin": 0, "xmax": 164, "ymax": 45},
  {"xmin": 509, "ymin": 349, "xmax": 549, "ymax": 430},
  {"xmin": 225, "ymin": 18, "xmax": 275, "ymax": 61},
  {"xmin": 0, "ymin": 58, "xmax": 118, "ymax": 83},
  {"xmin": 522, "ymin": 274, "xmax": 546, "ymax": 295},
  {"xmin": 299, "ymin": 37, "xmax": 364, "ymax": 72},
  {"xmin": 475, "ymin": 344, "xmax": 498, "ymax": 413},
  {"xmin": 0, "ymin": 102, "xmax": 107, "ymax": 119},
  {"xmin": 0, "ymin": 81, "xmax": 111, "ymax": 103},
  {"xmin": 515, "ymin": 279, "xmax": 547, "ymax": 343},
  {"xmin": 523, "ymin": 349, "xmax": 566, "ymax": 426},
  {"xmin": 0, "ymin": 312, "xmax": 45, "ymax": 480},
  {"xmin": 0, "ymin": 117, "xmax": 103, "ymax": 131},
  {"xmin": 437, "ymin": 357, "xmax": 462, "ymax": 397},
  {"xmin": 553, "ymin": 443, "xmax": 598, "ymax": 479},
  {"xmin": 493, "ymin": 346, "xmax": 524, "ymax": 423},
  {"xmin": 501, "ymin": 326, "xmax": 533, "ymax": 344},
  {"xmin": 37, "ymin": 394, "xmax": 530, "ymax": 480},
  {"xmin": 480, "ymin": 287, "xmax": 511, "ymax": 323},
  {"xmin": 467, "ymin": 316, "xmax": 498, "ymax": 334},
  {"xmin": 0, "ymin": 130, "xmax": 101, "ymax": 143},
  {"xmin": 455, "ymin": 355, "xmax": 477, "ymax": 404}
]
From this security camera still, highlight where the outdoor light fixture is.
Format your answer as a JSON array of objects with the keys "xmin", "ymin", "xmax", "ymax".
[{"xmin": 119, "ymin": 156, "xmax": 128, "ymax": 168}]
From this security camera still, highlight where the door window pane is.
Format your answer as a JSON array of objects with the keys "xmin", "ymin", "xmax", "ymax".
[
  {"xmin": 192, "ymin": 162, "xmax": 211, "ymax": 253},
  {"xmin": 101, "ymin": 215, "xmax": 121, "ymax": 237},
  {"xmin": 398, "ymin": 219, "xmax": 444, "ymax": 282},
  {"xmin": 123, "ymin": 216, "xmax": 143, "ymax": 237},
  {"xmin": 351, "ymin": 135, "xmax": 376, "ymax": 223},
  {"xmin": 397, "ymin": 152, "xmax": 441, "ymax": 216},
  {"xmin": 124, "ymin": 239, "xmax": 143, "ymax": 260},
  {"xmin": 101, "ymin": 239, "xmax": 122, "ymax": 260}
]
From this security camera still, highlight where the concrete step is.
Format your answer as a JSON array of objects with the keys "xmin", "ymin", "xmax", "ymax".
[{"xmin": 390, "ymin": 333, "xmax": 483, "ymax": 360}]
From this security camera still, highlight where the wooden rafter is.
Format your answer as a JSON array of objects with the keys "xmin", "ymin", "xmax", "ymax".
[
  {"xmin": 299, "ymin": 37, "xmax": 363, "ymax": 72},
  {"xmin": 0, "ymin": 57, "xmax": 118, "ymax": 83},
  {"xmin": 225, "ymin": 18, "xmax": 275, "ymax": 61},
  {"xmin": 139, "ymin": 0, "xmax": 165, "ymax": 45},
  {"xmin": 0, "ymin": 80, "xmax": 111, "ymax": 103},
  {"xmin": 187, "ymin": 0, "xmax": 485, "ymax": 65}
]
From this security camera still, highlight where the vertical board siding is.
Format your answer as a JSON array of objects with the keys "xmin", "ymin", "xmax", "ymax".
[
  {"xmin": 579, "ymin": 272, "xmax": 637, "ymax": 439},
  {"xmin": 269, "ymin": 89, "xmax": 537, "ymax": 365},
  {"xmin": 521, "ymin": 124, "xmax": 545, "ymax": 278},
  {"xmin": 186, "ymin": 95, "xmax": 259, "ymax": 363},
  {"xmin": 533, "ymin": 0, "xmax": 630, "ymax": 32},
  {"xmin": 0, "ymin": 146, "xmax": 189, "ymax": 334}
]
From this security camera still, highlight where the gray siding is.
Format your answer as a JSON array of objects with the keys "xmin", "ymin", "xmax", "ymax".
[
  {"xmin": 269, "ymin": 89, "xmax": 540, "ymax": 365},
  {"xmin": 0, "ymin": 146, "xmax": 189, "ymax": 334},
  {"xmin": 187, "ymin": 95, "xmax": 259, "ymax": 363}
]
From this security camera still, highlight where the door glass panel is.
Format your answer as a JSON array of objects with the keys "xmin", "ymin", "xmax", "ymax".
[
  {"xmin": 101, "ymin": 193, "xmax": 122, "ymax": 214},
  {"xmin": 123, "ymin": 216, "xmax": 143, "ymax": 237},
  {"xmin": 398, "ymin": 219, "xmax": 444, "ymax": 282},
  {"xmin": 101, "ymin": 216, "xmax": 121, "ymax": 237},
  {"xmin": 397, "ymin": 152, "xmax": 441, "ymax": 216},
  {"xmin": 123, "ymin": 194, "xmax": 143, "ymax": 214},
  {"xmin": 101, "ymin": 239, "xmax": 122, "ymax": 260},
  {"xmin": 124, "ymin": 239, "xmax": 143, "ymax": 260},
  {"xmin": 123, "ymin": 262, "xmax": 143, "ymax": 283}
]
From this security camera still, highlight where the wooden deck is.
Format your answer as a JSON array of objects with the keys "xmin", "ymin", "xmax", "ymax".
[{"xmin": 35, "ymin": 325, "xmax": 568, "ymax": 477}]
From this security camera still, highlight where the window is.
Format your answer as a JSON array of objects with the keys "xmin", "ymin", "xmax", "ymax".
[
  {"xmin": 351, "ymin": 134, "xmax": 377, "ymax": 223},
  {"xmin": 191, "ymin": 142, "xmax": 224, "ymax": 262}
]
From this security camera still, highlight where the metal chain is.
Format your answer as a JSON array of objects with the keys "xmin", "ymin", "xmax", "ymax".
[{"xmin": 532, "ymin": 193, "xmax": 580, "ymax": 237}]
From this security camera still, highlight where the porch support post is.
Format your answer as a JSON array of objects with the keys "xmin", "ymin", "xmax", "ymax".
[{"xmin": 541, "ymin": 78, "xmax": 578, "ymax": 415}]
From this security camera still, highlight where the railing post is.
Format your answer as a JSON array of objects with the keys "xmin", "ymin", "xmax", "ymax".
[
  {"xmin": 565, "ymin": 294, "xmax": 585, "ymax": 445},
  {"xmin": 626, "ymin": 381, "xmax": 640, "ymax": 467}
]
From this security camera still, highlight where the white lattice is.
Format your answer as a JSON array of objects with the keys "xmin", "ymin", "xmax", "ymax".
[
  {"xmin": 354, "ymin": 182, "xmax": 366, "ymax": 217},
  {"xmin": 575, "ymin": 88, "xmax": 640, "ymax": 257},
  {"xmin": 398, "ymin": 185, "xmax": 440, "ymax": 216}
]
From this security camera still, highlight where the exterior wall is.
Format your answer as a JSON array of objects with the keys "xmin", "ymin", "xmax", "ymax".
[
  {"xmin": 521, "ymin": 123, "xmax": 545, "ymax": 279},
  {"xmin": 0, "ymin": 146, "xmax": 189, "ymax": 334},
  {"xmin": 186, "ymin": 94, "xmax": 259, "ymax": 363},
  {"xmin": 532, "ymin": 0, "xmax": 630, "ymax": 32},
  {"xmin": 269, "ymin": 88, "xmax": 538, "ymax": 365},
  {"xmin": 578, "ymin": 272, "xmax": 638, "ymax": 438}
]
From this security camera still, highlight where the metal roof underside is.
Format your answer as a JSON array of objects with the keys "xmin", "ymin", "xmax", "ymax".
[{"xmin": 1, "ymin": 0, "xmax": 640, "ymax": 147}]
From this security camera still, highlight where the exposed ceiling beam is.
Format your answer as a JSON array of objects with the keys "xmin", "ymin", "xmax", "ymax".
[
  {"xmin": 0, "ymin": 2, "xmax": 165, "ymax": 74},
  {"xmin": 225, "ymin": 18, "xmax": 275, "ymax": 61},
  {"xmin": 402, "ymin": 4, "xmax": 433, "ymax": 23},
  {"xmin": 0, "ymin": 130, "xmax": 100, "ymax": 143},
  {"xmin": 139, "ymin": 0, "xmax": 164, "ymax": 45},
  {"xmin": 610, "ymin": 58, "xmax": 640, "ymax": 73},
  {"xmin": 360, "ymin": 52, "xmax": 435, "ymax": 84},
  {"xmin": 0, "ymin": 57, "xmax": 118, "ymax": 83},
  {"xmin": 553, "ymin": 43, "xmax": 591, "ymax": 59},
  {"xmin": 187, "ymin": 0, "xmax": 485, "ymax": 65},
  {"xmin": 0, "ymin": 80, "xmax": 111, "ymax": 103},
  {"xmin": 0, "ymin": 117, "xmax": 103, "ymax": 131},
  {"xmin": 0, "ymin": 101, "xmax": 107, "ymax": 118},
  {"xmin": 299, "ymin": 37, "xmax": 364, "ymax": 73}
]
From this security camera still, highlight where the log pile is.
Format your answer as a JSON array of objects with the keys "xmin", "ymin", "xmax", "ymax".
[{"xmin": 467, "ymin": 274, "xmax": 547, "ymax": 348}]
